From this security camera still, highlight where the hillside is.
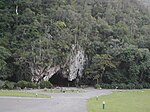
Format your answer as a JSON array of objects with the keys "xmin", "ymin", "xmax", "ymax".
[{"xmin": 0, "ymin": 0, "xmax": 150, "ymax": 88}]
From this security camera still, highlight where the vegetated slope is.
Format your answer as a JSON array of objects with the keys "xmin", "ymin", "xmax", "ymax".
[{"xmin": 0, "ymin": 0, "xmax": 150, "ymax": 88}]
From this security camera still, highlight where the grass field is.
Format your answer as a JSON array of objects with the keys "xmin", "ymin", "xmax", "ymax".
[
  {"xmin": 0, "ymin": 90, "xmax": 50, "ymax": 98},
  {"xmin": 87, "ymin": 90, "xmax": 150, "ymax": 112}
]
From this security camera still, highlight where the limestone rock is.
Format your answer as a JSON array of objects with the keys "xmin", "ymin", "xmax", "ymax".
[{"xmin": 68, "ymin": 45, "xmax": 86, "ymax": 81}]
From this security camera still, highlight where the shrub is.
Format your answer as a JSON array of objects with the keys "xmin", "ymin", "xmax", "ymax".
[
  {"xmin": 134, "ymin": 84, "xmax": 143, "ymax": 89},
  {"xmin": 96, "ymin": 83, "xmax": 146, "ymax": 89},
  {"xmin": 101, "ymin": 83, "xmax": 112, "ymax": 89},
  {"xmin": 39, "ymin": 81, "xmax": 53, "ymax": 89},
  {"xmin": 111, "ymin": 83, "xmax": 119, "ymax": 89},
  {"xmin": 118, "ymin": 83, "xmax": 127, "ymax": 89},
  {"xmin": 142, "ymin": 82, "xmax": 150, "ymax": 89},
  {"xmin": 28, "ymin": 82, "xmax": 38, "ymax": 89},
  {"xmin": 0, "ymin": 80, "xmax": 5, "ymax": 89},
  {"xmin": 126, "ymin": 83, "xmax": 135, "ymax": 89},
  {"xmin": 3, "ymin": 81, "xmax": 16, "ymax": 89},
  {"xmin": 17, "ymin": 80, "xmax": 29, "ymax": 89},
  {"xmin": 94, "ymin": 84, "xmax": 101, "ymax": 89}
]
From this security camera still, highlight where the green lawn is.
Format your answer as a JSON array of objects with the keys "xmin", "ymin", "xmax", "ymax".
[
  {"xmin": 0, "ymin": 90, "xmax": 50, "ymax": 98},
  {"xmin": 42, "ymin": 89, "xmax": 81, "ymax": 93},
  {"xmin": 88, "ymin": 90, "xmax": 150, "ymax": 112}
]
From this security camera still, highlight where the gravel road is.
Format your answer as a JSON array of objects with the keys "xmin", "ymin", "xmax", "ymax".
[{"xmin": 0, "ymin": 88, "xmax": 112, "ymax": 112}]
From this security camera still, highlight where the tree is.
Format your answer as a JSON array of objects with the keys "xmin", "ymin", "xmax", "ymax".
[
  {"xmin": 86, "ymin": 54, "xmax": 115, "ymax": 84},
  {"xmin": 115, "ymin": 46, "xmax": 150, "ymax": 83},
  {"xmin": 0, "ymin": 46, "xmax": 11, "ymax": 79}
]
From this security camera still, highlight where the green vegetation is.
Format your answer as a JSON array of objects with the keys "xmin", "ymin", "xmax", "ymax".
[
  {"xmin": 17, "ymin": 80, "xmax": 38, "ymax": 89},
  {"xmin": 42, "ymin": 89, "xmax": 81, "ymax": 93},
  {"xmin": 99, "ymin": 83, "xmax": 147, "ymax": 89},
  {"xmin": 0, "ymin": 80, "xmax": 54, "ymax": 90},
  {"xmin": 94, "ymin": 84, "xmax": 101, "ymax": 89},
  {"xmin": 0, "ymin": 0, "xmax": 150, "ymax": 87},
  {"xmin": 88, "ymin": 90, "xmax": 150, "ymax": 112},
  {"xmin": 0, "ymin": 90, "xmax": 50, "ymax": 98},
  {"xmin": 0, "ymin": 80, "xmax": 16, "ymax": 90},
  {"xmin": 39, "ymin": 81, "xmax": 53, "ymax": 89}
]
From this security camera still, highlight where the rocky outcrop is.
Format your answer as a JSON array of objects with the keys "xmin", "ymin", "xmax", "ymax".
[
  {"xmin": 31, "ymin": 44, "xmax": 86, "ymax": 83},
  {"xmin": 68, "ymin": 45, "xmax": 86, "ymax": 81},
  {"xmin": 31, "ymin": 65, "xmax": 60, "ymax": 82}
]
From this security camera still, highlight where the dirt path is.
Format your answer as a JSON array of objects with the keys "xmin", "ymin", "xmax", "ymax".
[{"xmin": 0, "ymin": 88, "xmax": 112, "ymax": 112}]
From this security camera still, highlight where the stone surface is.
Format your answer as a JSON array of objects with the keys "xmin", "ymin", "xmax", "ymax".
[
  {"xmin": 31, "ymin": 65, "xmax": 60, "ymax": 82},
  {"xmin": 68, "ymin": 45, "xmax": 86, "ymax": 81},
  {"xmin": 31, "ymin": 44, "xmax": 86, "ymax": 83}
]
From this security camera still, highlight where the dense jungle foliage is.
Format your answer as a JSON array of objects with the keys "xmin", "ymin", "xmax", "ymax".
[{"xmin": 0, "ymin": 0, "xmax": 150, "ymax": 88}]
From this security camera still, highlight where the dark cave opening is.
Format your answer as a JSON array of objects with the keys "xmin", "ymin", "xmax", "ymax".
[{"xmin": 49, "ymin": 73, "xmax": 75, "ymax": 87}]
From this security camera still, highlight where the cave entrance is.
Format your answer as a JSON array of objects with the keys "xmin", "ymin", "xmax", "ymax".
[{"xmin": 49, "ymin": 73, "xmax": 72, "ymax": 87}]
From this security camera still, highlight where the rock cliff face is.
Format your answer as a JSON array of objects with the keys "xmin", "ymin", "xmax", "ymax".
[
  {"xmin": 68, "ymin": 45, "xmax": 86, "ymax": 81},
  {"xmin": 31, "ymin": 65, "xmax": 60, "ymax": 82},
  {"xmin": 31, "ymin": 44, "xmax": 86, "ymax": 83}
]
